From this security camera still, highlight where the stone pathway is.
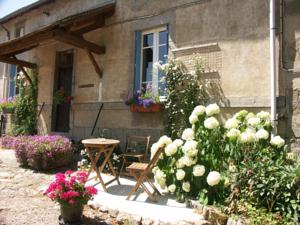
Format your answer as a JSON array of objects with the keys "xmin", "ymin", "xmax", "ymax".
[{"xmin": 0, "ymin": 149, "xmax": 114, "ymax": 225}]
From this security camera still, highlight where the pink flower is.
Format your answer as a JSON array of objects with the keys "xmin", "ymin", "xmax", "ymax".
[
  {"xmin": 69, "ymin": 199, "xmax": 75, "ymax": 204},
  {"xmin": 85, "ymin": 186, "xmax": 98, "ymax": 195},
  {"xmin": 65, "ymin": 170, "xmax": 73, "ymax": 176}
]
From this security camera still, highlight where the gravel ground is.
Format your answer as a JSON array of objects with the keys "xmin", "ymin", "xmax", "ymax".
[{"xmin": 0, "ymin": 149, "xmax": 116, "ymax": 225}]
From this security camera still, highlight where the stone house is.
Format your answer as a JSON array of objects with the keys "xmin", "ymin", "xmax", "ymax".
[{"xmin": 0, "ymin": 0, "xmax": 299, "ymax": 148}]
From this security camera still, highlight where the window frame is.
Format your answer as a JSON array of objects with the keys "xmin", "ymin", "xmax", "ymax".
[{"xmin": 140, "ymin": 26, "xmax": 168, "ymax": 97}]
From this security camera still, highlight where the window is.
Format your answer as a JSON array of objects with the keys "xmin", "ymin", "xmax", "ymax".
[
  {"xmin": 9, "ymin": 23, "xmax": 25, "ymax": 97},
  {"xmin": 140, "ymin": 27, "xmax": 168, "ymax": 96}
]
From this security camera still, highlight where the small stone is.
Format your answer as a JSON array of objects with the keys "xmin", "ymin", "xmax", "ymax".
[
  {"xmin": 99, "ymin": 205, "xmax": 109, "ymax": 213},
  {"xmin": 141, "ymin": 217, "xmax": 154, "ymax": 225},
  {"xmin": 109, "ymin": 209, "xmax": 119, "ymax": 218}
]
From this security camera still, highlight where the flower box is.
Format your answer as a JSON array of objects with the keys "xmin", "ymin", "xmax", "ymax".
[{"xmin": 130, "ymin": 103, "xmax": 163, "ymax": 113}]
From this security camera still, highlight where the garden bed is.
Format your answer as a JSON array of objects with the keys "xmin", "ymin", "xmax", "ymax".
[{"xmin": 1, "ymin": 135, "xmax": 74, "ymax": 170}]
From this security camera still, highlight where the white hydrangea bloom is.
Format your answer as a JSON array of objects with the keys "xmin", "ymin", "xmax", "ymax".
[
  {"xmin": 154, "ymin": 169, "xmax": 166, "ymax": 188},
  {"xmin": 168, "ymin": 184, "xmax": 176, "ymax": 193},
  {"xmin": 176, "ymin": 157, "xmax": 185, "ymax": 169},
  {"xmin": 189, "ymin": 113, "xmax": 198, "ymax": 124},
  {"xmin": 270, "ymin": 135, "xmax": 285, "ymax": 148},
  {"xmin": 165, "ymin": 143, "xmax": 178, "ymax": 156},
  {"xmin": 204, "ymin": 117, "xmax": 219, "ymax": 129},
  {"xmin": 192, "ymin": 105, "xmax": 206, "ymax": 116},
  {"xmin": 255, "ymin": 129, "xmax": 269, "ymax": 140},
  {"xmin": 225, "ymin": 118, "xmax": 239, "ymax": 129},
  {"xmin": 239, "ymin": 131, "xmax": 257, "ymax": 144},
  {"xmin": 247, "ymin": 117, "xmax": 261, "ymax": 127},
  {"xmin": 173, "ymin": 139, "xmax": 184, "ymax": 147},
  {"xmin": 150, "ymin": 143, "xmax": 160, "ymax": 159},
  {"xmin": 158, "ymin": 135, "xmax": 172, "ymax": 147},
  {"xmin": 176, "ymin": 169, "xmax": 186, "ymax": 180},
  {"xmin": 181, "ymin": 128, "xmax": 195, "ymax": 140},
  {"xmin": 227, "ymin": 128, "xmax": 241, "ymax": 140},
  {"xmin": 182, "ymin": 182, "xmax": 191, "ymax": 192},
  {"xmin": 246, "ymin": 112, "xmax": 255, "ymax": 120},
  {"xmin": 257, "ymin": 111, "xmax": 270, "ymax": 120},
  {"xmin": 183, "ymin": 155, "xmax": 197, "ymax": 166},
  {"xmin": 233, "ymin": 110, "xmax": 248, "ymax": 119},
  {"xmin": 153, "ymin": 61, "xmax": 162, "ymax": 70},
  {"xmin": 182, "ymin": 140, "xmax": 198, "ymax": 157},
  {"xmin": 192, "ymin": 165, "xmax": 205, "ymax": 177},
  {"xmin": 207, "ymin": 171, "xmax": 221, "ymax": 186},
  {"xmin": 205, "ymin": 103, "xmax": 220, "ymax": 116}
]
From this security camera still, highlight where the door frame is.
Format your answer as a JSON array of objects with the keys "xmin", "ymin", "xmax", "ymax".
[{"xmin": 51, "ymin": 49, "xmax": 75, "ymax": 133}]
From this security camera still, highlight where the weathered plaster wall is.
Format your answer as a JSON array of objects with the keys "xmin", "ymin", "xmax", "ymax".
[{"xmin": 0, "ymin": 0, "xmax": 282, "ymax": 145}]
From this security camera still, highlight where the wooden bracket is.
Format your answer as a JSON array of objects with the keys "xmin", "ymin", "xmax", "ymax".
[
  {"xmin": 85, "ymin": 49, "xmax": 102, "ymax": 78},
  {"xmin": 54, "ymin": 29, "xmax": 105, "ymax": 55},
  {"xmin": 12, "ymin": 56, "xmax": 34, "ymax": 87}
]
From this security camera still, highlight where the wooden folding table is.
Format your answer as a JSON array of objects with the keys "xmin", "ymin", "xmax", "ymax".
[{"xmin": 82, "ymin": 138, "xmax": 121, "ymax": 192}]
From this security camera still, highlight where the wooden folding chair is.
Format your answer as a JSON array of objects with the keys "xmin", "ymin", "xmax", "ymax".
[
  {"xmin": 126, "ymin": 147, "xmax": 163, "ymax": 202},
  {"xmin": 119, "ymin": 136, "xmax": 150, "ymax": 176}
]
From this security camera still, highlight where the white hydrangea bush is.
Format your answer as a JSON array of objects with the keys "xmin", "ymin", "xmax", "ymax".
[{"xmin": 151, "ymin": 104, "xmax": 287, "ymax": 204}]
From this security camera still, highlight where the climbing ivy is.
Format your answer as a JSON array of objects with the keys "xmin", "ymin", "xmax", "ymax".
[{"xmin": 12, "ymin": 68, "xmax": 38, "ymax": 135}]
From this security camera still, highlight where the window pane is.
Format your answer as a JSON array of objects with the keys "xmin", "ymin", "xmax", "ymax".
[
  {"xmin": 142, "ymin": 48, "xmax": 153, "ymax": 86},
  {"xmin": 143, "ymin": 33, "xmax": 153, "ymax": 47},
  {"xmin": 159, "ymin": 30, "xmax": 168, "ymax": 45},
  {"xmin": 159, "ymin": 45, "xmax": 168, "ymax": 64}
]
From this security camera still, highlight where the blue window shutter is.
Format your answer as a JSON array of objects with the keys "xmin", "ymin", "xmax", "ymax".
[
  {"xmin": 166, "ymin": 24, "xmax": 169, "ymax": 58},
  {"xmin": 134, "ymin": 30, "xmax": 142, "ymax": 92},
  {"xmin": 9, "ymin": 65, "xmax": 16, "ymax": 97}
]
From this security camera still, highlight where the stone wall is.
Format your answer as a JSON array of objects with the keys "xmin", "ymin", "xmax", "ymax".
[
  {"xmin": 278, "ymin": 0, "xmax": 300, "ymax": 153},
  {"xmin": 0, "ymin": 0, "xmax": 291, "ymax": 147}
]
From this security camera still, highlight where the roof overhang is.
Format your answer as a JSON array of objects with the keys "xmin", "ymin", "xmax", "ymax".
[
  {"xmin": 0, "ymin": 1, "xmax": 115, "ymax": 71},
  {"xmin": 0, "ymin": 0, "xmax": 54, "ymax": 24}
]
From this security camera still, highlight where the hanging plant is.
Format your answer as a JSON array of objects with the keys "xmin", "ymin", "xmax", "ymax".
[{"xmin": 53, "ymin": 87, "xmax": 73, "ymax": 105}]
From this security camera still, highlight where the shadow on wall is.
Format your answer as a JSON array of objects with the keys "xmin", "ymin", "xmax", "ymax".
[{"xmin": 279, "ymin": 0, "xmax": 300, "ymax": 152}]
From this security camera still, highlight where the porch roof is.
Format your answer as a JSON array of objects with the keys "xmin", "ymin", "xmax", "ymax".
[{"xmin": 0, "ymin": 1, "xmax": 115, "ymax": 73}]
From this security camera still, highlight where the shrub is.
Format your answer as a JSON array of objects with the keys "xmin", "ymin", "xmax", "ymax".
[
  {"xmin": 1, "ymin": 135, "xmax": 16, "ymax": 149},
  {"xmin": 12, "ymin": 135, "xmax": 73, "ymax": 170},
  {"xmin": 12, "ymin": 69, "xmax": 38, "ymax": 135},
  {"xmin": 151, "ymin": 104, "xmax": 300, "ymax": 223}
]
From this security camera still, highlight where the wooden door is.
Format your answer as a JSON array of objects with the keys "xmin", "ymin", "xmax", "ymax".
[{"xmin": 52, "ymin": 50, "xmax": 73, "ymax": 132}]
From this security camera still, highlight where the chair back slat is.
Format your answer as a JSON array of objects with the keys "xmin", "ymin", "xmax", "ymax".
[
  {"xmin": 124, "ymin": 135, "xmax": 150, "ymax": 158},
  {"xmin": 144, "ymin": 147, "xmax": 163, "ymax": 173}
]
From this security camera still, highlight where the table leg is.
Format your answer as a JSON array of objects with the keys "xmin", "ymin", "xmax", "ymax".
[
  {"xmin": 86, "ymin": 148, "xmax": 107, "ymax": 192},
  {"xmin": 104, "ymin": 149, "xmax": 121, "ymax": 185}
]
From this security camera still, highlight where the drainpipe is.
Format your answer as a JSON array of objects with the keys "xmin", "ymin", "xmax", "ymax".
[{"xmin": 270, "ymin": 0, "xmax": 277, "ymax": 135}]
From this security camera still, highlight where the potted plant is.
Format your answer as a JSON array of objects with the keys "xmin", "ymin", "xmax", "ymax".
[
  {"xmin": 53, "ymin": 87, "xmax": 74, "ymax": 105},
  {"xmin": 44, "ymin": 170, "xmax": 97, "ymax": 223},
  {"xmin": 0, "ymin": 97, "xmax": 16, "ymax": 114},
  {"xmin": 125, "ymin": 86, "xmax": 163, "ymax": 113}
]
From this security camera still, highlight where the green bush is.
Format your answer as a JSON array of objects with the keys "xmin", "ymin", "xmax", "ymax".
[
  {"xmin": 12, "ymin": 69, "xmax": 38, "ymax": 135},
  {"xmin": 151, "ymin": 104, "xmax": 300, "ymax": 223}
]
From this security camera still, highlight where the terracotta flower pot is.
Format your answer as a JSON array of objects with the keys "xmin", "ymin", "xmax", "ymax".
[
  {"xmin": 60, "ymin": 203, "xmax": 84, "ymax": 223},
  {"xmin": 130, "ymin": 103, "xmax": 163, "ymax": 113}
]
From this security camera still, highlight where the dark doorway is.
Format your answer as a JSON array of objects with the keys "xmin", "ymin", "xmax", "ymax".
[{"xmin": 52, "ymin": 50, "xmax": 73, "ymax": 132}]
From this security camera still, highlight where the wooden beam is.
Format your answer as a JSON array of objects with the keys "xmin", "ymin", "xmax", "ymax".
[
  {"xmin": 0, "ymin": 27, "xmax": 55, "ymax": 56},
  {"xmin": 12, "ymin": 56, "xmax": 34, "ymax": 87},
  {"xmin": 0, "ymin": 56, "xmax": 36, "ymax": 68},
  {"xmin": 85, "ymin": 49, "xmax": 102, "ymax": 78},
  {"xmin": 53, "ymin": 29, "xmax": 105, "ymax": 55},
  {"xmin": 69, "ymin": 16, "xmax": 105, "ymax": 34}
]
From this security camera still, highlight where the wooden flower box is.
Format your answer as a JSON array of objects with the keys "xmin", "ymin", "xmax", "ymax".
[{"xmin": 130, "ymin": 103, "xmax": 163, "ymax": 113}]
